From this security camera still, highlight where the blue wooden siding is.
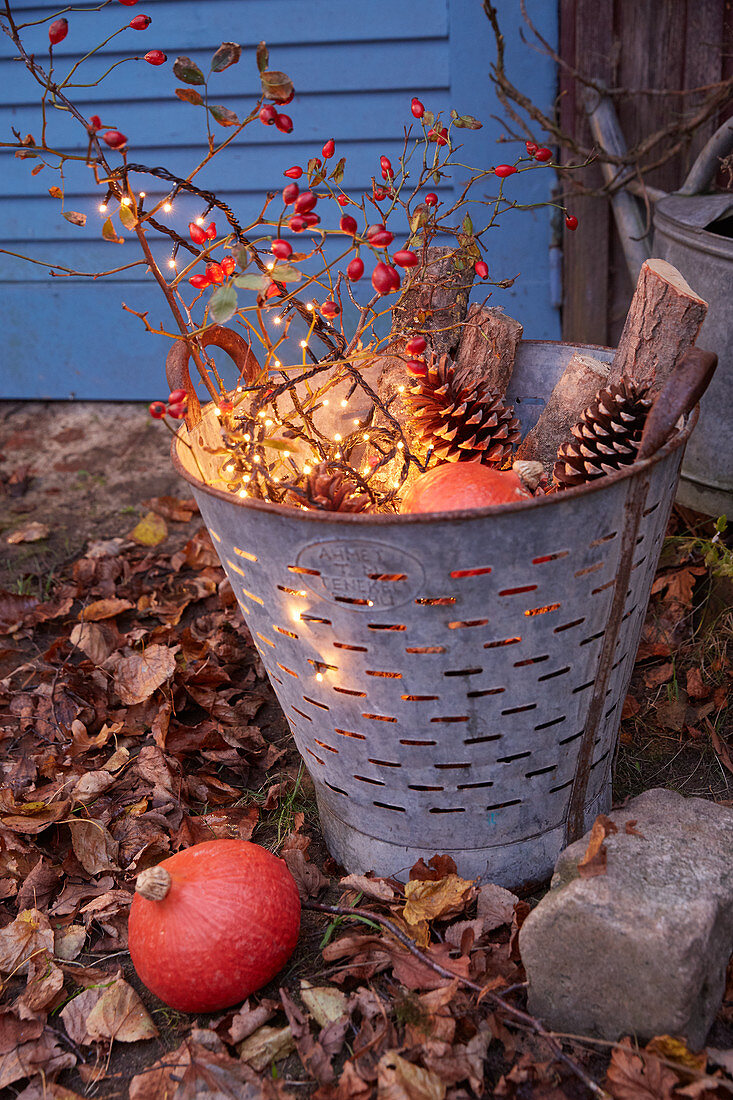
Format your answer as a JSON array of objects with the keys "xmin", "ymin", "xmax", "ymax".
[{"xmin": 0, "ymin": 0, "xmax": 559, "ymax": 398}]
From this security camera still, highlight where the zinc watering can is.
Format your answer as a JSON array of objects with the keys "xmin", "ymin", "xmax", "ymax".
[{"xmin": 586, "ymin": 102, "xmax": 733, "ymax": 517}]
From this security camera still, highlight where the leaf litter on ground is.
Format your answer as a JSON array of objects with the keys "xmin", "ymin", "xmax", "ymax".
[{"xmin": 0, "ymin": 500, "xmax": 730, "ymax": 1097}]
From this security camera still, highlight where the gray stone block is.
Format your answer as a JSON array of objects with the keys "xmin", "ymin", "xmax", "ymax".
[{"xmin": 518, "ymin": 788, "xmax": 733, "ymax": 1049}]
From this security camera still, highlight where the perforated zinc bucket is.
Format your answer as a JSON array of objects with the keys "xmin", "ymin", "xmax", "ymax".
[{"xmin": 170, "ymin": 338, "xmax": 695, "ymax": 890}]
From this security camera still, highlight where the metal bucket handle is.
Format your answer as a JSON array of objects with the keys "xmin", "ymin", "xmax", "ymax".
[
  {"xmin": 678, "ymin": 117, "xmax": 733, "ymax": 196},
  {"xmin": 165, "ymin": 325, "xmax": 261, "ymax": 430}
]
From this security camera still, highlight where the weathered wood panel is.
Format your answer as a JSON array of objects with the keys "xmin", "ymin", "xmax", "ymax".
[{"xmin": 561, "ymin": 0, "xmax": 732, "ymax": 346}]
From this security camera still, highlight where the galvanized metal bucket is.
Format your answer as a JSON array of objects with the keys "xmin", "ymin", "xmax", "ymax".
[{"xmin": 170, "ymin": 337, "xmax": 695, "ymax": 890}]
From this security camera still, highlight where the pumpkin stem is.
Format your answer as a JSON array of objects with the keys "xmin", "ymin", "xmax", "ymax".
[{"xmin": 136, "ymin": 866, "xmax": 172, "ymax": 901}]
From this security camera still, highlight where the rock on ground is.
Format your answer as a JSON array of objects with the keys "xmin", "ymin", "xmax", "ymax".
[{"xmin": 518, "ymin": 787, "xmax": 733, "ymax": 1050}]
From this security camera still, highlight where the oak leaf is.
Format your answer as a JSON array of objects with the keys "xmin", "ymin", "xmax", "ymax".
[{"xmin": 606, "ymin": 1037, "xmax": 678, "ymax": 1100}]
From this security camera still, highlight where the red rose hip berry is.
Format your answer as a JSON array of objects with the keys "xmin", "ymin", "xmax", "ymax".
[
  {"xmin": 189, "ymin": 222, "xmax": 207, "ymax": 245},
  {"xmin": 149, "ymin": 401, "xmax": 166, "ymax": 419},
  {"xmin": 189, "ymin": 273, "xmax": 210, "ymax": 289},
  {"xmin": 393, "ymin": 249, "xmax": 418, "ymax": 267},
  {"xmin": 565, "ymin": 214, "xmax": 578, "ymax": 231},
  {"xmin": 406, "ymin": 335, "xmax": 427, "ymax": 356},
  {"xmin": 102, "ymin": 130, "xmax": 128, "ymax": 149},
  {"xmin": 371, "ymin": 261, "xmax": 400, "ymax": 295},
  {"xmin": 282, "ymin": 183, "xmax": 299, "ymax": 205},
  {"xmin": 494, "ymin": 164, "xmax": 517, "ymax": 178},
  {"xmin": 129, "ymin": 14, "xmax": 151, "ymax": 28},
  {"xmin": 474, "ymin": 260, "xmax": 489, "ymax": 278},
  {"xmin": 284, "ymin": 166, "xmax": 302, "ymax": 179},
  {"xmin": 322, "ymin": 138, "xmax": 335, "ymax": 159},
  {"xmin": 347, "ymin": 256, "xmax": 364, "ymax": 281},
  {"xmin": 339, "ymin": 214, "xmax": 358, "ymax": 235},
  {"xmin": 411, "ymin": 97, "xmax": 425, "ymax": 119},
  {"xmin": 259, "ymin": 104, "xmax": 278, "ymax": 125},
  {"xmin": 48, "ymin": 18, "xmax": 68, "ymax": 44},
  {"xmin": 424, "ymin": 192, "xmax": 438, "ymax": 207},
  {"xmin": 320, "ymin": 299, "xmax": 340, "ymax": 319},
  {"xmin": 271, "ymin": 239, "xmax": 292, "ymax": 259},
  {"xmin": 275, "ymin": 113, "xmax": 293, "ymax": 134},
  {"xmin": 144, "ymin": 50, "xmax": 166, "ymax": 65},
  {"xmin": 294, "ymin": 190, "xmax": 317, "ymax": 214},
  {"xmin": 533, "ymin": 147, "xmax": 552, "ymax": 162}
]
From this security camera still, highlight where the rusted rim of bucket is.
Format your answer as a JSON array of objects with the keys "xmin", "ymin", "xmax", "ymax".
[{"xmin": 170, "ymin": 355, "xmax": 698, "ymax": 525}]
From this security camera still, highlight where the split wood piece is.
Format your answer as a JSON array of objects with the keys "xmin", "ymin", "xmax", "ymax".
[
  {"xmin": 610, "ymin": 258, "xmax": 708, "ymax": 394},
  {"xmin": 454, "ymin": 303, "xmax": 523, "ymax": 396},
  {"xmin": 390, "ymin": 245, "xmax": 476, "ymax": 360},
  {"xmin": 515, "ymin": 353, "xmax": 611, "ymax": 476}
]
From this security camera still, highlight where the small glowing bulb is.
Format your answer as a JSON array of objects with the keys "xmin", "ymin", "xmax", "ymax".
[
  {"xmin": 254, "ymin": 455, "xmax": 261, "ymax": 463},
  {"xmin": 306, "ymin": 302, "xmax": 314, "ymax": 311},
  {"xmin": 323, "ymin": 399, "xmax": 329, "ymax": 406},
  {"xmin": 266, "ymin": 261, "xmax": 275, "ymax": 270},
  {"xmin": 238, "ymin": 489, "xmax": 248, "ymax": 497},
  {"xmin": 398, "ymin": 385, "xmax": 405, "ymax": 393},
  {"xmin": 361, "ymin": 466, "xmax": 370, "ymax": 476},
  {"xmin": 340, "ymin": 399, "xmax": 347, "ymax": 408},
  {"xmin": 334, "ymin": 433, "xmax": 342, "ymax": 442},
  {"xmin": 258, "ymin": 411, "xmax": 266, "ymax": 418},
  {"xmin": 316, "ymin": 672, "xmax": 323, "ymax": 682},
  {"xmin": 139, "ymin": 191, "xmax": 146, "ymax": 198},
  {"xmin": 214, "ymin": 407, "xmax": 222, "ymax": 417},
  {"xmin": 98, "ymin": 203, "xmax": 107, "ymax": 213},
  {"xmin": 335, "ymin": 450, "xmax": 342, "ymax": 459},
  {"xmin": 367, "ymin": 601, "xmax": 374, "ymax": 607},
  {"xmin": 224, "ymin": 464, "xmax": 235, "ymax": 474},
  {"xmin": 353, "ymin": 419, "xmax": 360, "ymax": 425},
  {"xmin": 299, "ymin": 340, "xmax": 308, "ymax": 348},
  {"xmin": 272, "ymin": 475, "xmax": 280, "ymax": 482},
  {"xmin": 274, "ymin": 360, "xmax": 281, "ymax": 368},
  {"xmin": 163, "ymin": 202, "xmax": 172, "ymax": 212},
  {"xmin": 299, "ymin": 591, "xmax": 307, "ymax": 597},
  {"xmin": 283, "ymin": 450, "xmax": 291, "ymax": 458},
  {"xmin": 303, "ymin": 465, "xmax": 311, "ymax": 474},
  {"xmin": 168, "ymin": 258, "xmax": 177, "ymax": 269},
  {"xmin": 121, "ymin": 196, "xmax": 131, "ymax": 206},
  {"xmin": 362, "ymin": 433, "xmax": 370, "ymax": 442},
  {"xmin": 273, "ymin": 316, "xmax": 282, "ymax": 325},
  {"xmin": 195, "ymin": 216, "xmax": 204, "ymax": 226},
  {"xmin": 397, "ymin": 441, "xmax": 404, "ymax": 450},
  {"xmin": 243, "ymin": 474, "xmax": 251, "ymax": 483},
  {"xmin": 265, "ymin": 418, "xmax": 273, "ymax": 427}
]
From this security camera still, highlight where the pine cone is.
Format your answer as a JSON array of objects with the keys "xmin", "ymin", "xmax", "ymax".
[
  {"xmin": 554, "ymin": 377, "xmax": 652, "ymax": 488},
  {"xmin": 406, "ymin": 354, "xmax": 520, "ymax": 465},
  {"xmin": 289, "ymin": 464, "xmax": 371, "ymax": 512}
]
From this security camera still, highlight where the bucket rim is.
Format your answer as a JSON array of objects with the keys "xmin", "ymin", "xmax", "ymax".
[{"xmin": 170, "ymin": 340, "xmax": 698, "ymax": 525}]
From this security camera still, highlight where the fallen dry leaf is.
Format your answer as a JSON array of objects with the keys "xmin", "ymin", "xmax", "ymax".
[
  {"xmin": 577, "ymin": 814, "xmax": 618, "ymax": 878},
  {"xmin": 645, "ymin": 1034, "xmax": 707, "ymax": 1073},
  {"xmin": 85, "ymin": 978, "xmax": 159, "ymax": 1042},
  {"xmin": 606, "ymin": 1037, "xmax": 678, "ymax": 1099},
  {"xmin": 0, "ymin": 1015, "xmax": 75, "ymax": 1090},
  {"xmin": 476, "ymin": 882, "xmax": 519, "ymax": 931},
  {"xmin": 283, "ymin": 848, "xmax": 329, "ymax": 898},
  {"xmin": 403, "ymin": 875, "xmax": 475, "ymax": 925},
  {"xmin": 281, "ymin": 987, "xmax": 335, "ymax": 1085},
  {"xmin": 129, "ymin": 511, "xmax": 168, "ymax": 546},
  {"xmin": 0, "ymin": 590, "xmax": 39, "ymax": 634},
  {"xmin": 238, "ymin": 1023, "xmax": 295, "ymax": 1071},
  {"xmin": 409, "ymin": 854, "xmax": 458, "ymax": 881},
  {"xmin": 69, "ymin": 621, "xmax": 121, "ymax": 664},
  {"xmin": 686, "ymin": 667, "xmax": 709, "ymax": 700},
  {"xmin": 377, "ymin": 1050, "xmax": 446, "ymax": 1100},
  {"xmin": 107, "ymin": 644, "xmax": 178, "ymax": 705},
  {"xmin": 67, "ymin": 819, "xmax": 120, "ymax": 875},
  {"xmin": 710, "ymin": 727, "xmax": 733, "ymax": 776},
  {"xmin": 340, "ymin": 873, "xmax": 396, "ymax": 902},
  {"xmin": 642, "ymin": 662, "xmax": 674, "ymax": 689},
  {"xmin": 0, "ymin": 908, "xmax": 54, "ymax": 975},
  {"xmin": 6, "ymin": 522, "xmax": 49, "ymax": 544},
  {"xmin": 54, "ymin": 925, "xmax": 87, "ymax": 961},
  {"xmin": 77, "ymin": 597, "xmax": 134, "ymax": 621},
  {"xmin": 142, "ymin": 495, "xmax": 198, "ymax": 522},
  {"xmin": 226, "ymin": 999, "xmax": 278, "ymax": 1045},
  {"xmin": 300, "ymin": 980, "xmax": 348, "ymax": 1029}
]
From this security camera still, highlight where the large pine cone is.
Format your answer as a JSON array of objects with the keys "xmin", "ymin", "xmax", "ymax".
[
  {"xmin": 407, "ymin": 354, "xmax": 520, "ymax": 465},
  {"xmin": 554, "ymin": 376, "xmax": 652, "ymax": 488},
  {"xmin": 288, "ymin": 463, "xmax": 371, "ymax": 512}
]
